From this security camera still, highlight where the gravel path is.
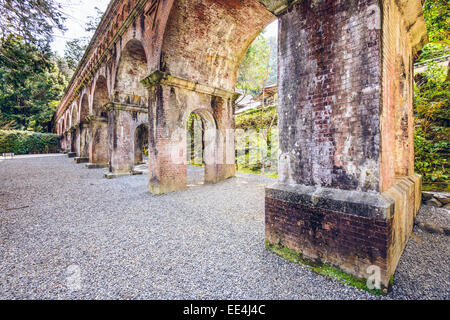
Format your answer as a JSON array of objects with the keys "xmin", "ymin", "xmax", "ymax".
[
  {"xmin": 415, "ymin": 205, "xmax": 450, "ymax": 235},
  {"xmin": 0, "ymin": 155, "xmax": 448, "ymax": 300}
]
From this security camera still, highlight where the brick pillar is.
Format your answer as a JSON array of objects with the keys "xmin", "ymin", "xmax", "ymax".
[
  {"xmin": 106, "ymin": 106, "xmax": 134, "ymax": 177},
  {"xmin": 265, "ymin": 0, "xmax": 426, "ymax": 290},
  {"xmin": 88, "ymin": 116, "xmax": 109, "ymax": 166},
  {"xmin": 143, "ymin": 71, "xmax": 236, "ymax": 194},
  {"xmin": 61, "ymin": 132, "xmax": 68, "ymax": 152},
  {"xmin": 207, "ymin": 96, "xmax": 236, "ymax": 184},
  {"xmin": 79, "ymin": 122, "xmax": 90, "ymax": 158},
  {"xmin": 69, "ymin": 127, "xmax": 78, "ymax": 155},
  {"xmin": 147, "ymin": 84, "xmax": 187, "ymax": 194}
]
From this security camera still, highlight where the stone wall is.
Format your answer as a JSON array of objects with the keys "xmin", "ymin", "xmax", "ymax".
[{"xmin": 277, "ymin": 0, "xmax": 381, "ymax": 192}]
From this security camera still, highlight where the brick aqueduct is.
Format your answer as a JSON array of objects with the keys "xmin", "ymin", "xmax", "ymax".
[{"xmin": 55, "ymin": 0, "xmax": 427, "ymax": 290}]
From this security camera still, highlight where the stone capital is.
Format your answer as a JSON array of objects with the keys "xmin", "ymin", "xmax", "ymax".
[
  {"xmin": 141, "ymin": 70, "xmax": 236, "ymax": 99},
  {"xmin": 104, "ymin": 102, "xmax": 148, "ymax": 113},
  {"xmin": 86, "ymin": 115, "xmax": 108, "ymax": 123}
]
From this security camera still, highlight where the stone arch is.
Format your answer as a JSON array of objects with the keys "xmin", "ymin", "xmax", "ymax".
[
  {"xmin": 160, "ymin": 0, "xmax": 275, "ymax": 90},
  {"xmin": 148, "ymin": 1, "xmax": 274, "ymax": 194},
  {"xmin": 114, "ymin": 39, "xmax": 148, "ymax": 106},
  {"xmin": 93, "ymin": 75, "xmax": 109, "ymax": 117},
  {"xmin": 184, "ymin": 107, "xmax": 218, "ymax": 185},
  {"xmin": 184, "ymin": 108, "xmax": 217, "ymax": 159}
]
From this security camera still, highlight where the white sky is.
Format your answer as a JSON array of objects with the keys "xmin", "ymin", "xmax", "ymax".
[
  {"xmin": 52, "ymin": 0, "xmax": 278, "ymax": 56},
  {"xmin": 52, "ymin": 0, "xmax": 111, "ymax": 55},
  {"xmin": 264, "ymin": 20, "xmax": 278, "ymax": 39}
]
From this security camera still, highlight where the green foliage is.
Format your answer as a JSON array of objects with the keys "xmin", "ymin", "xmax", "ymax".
[
  {"xmin": 0, "ymin": 36, "xmax": 66, "ymax": 132},
  {"xmin": 414, "ymin": 128, "xmax": 449, "ymax": 187},
  {"xmin": 186, "ymin": 113, "xmax": 204, "ymax": 165},
  {"xmin": 413, "ymin": 2, "xmax": 449, "ymax": 191},
  {"xmin": 414, "ymin": 61, "xmax": 450, "ymax": 190},
  {"xmin": 0, "ymin": 129, "xmax": 59, "ymax": 154},
  {"xmin": 416, "ymin": 43, "xmax": 449, "ymax": 62},
  {"xmin": 236, "ymin": 35, "xmax": 272, "ymax": 97},
  {"xmin": 0, "ymin": 0, "xmax": 66, "ymax": 49},
  {"xmin": 236, "ymin": 105, "xmax": 278, "ymax": 131},
  {"xmin": 235, "ymin": 106, "xmax": 279, "ymax": 176},
  {"xmin": 64, "ymin": 38, "xmax": 89, "ymax": 72},
  {"xmin": 423, "ymin": 0, "xmax": 450, "ymax": 45}
]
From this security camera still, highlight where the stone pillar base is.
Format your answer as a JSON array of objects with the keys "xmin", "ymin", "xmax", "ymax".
[
  {"xmin": 86, "ymin": 163, "xmax": 108, "ymax": 169},
  {"xmin": 74, "ymin": 157, "xmax": 89, "ymax": 164},
  {"xmin": 148, "ymin": 163, "xmax": 187, "ymax": 195},
  {"xmin": 204, "ymin": 164, "xmax": 235, "ymax": 184},
  {"xmin": 104, "ymin": 171, "xmax": 133, "ymax": 179},
  {"xmin": 265, "ymin": 174, "xmax": 421, "ymax": 291},
  {"xmin": 149, "ymin": 178, "xmax": 187, "ymax": 195}
]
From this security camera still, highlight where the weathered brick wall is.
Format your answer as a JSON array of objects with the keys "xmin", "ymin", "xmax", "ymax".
[
  {"xmin": 79, "ymin": 124, "xmax": 90, "ymax": 158},
  {"xmin": 90, "ymin": 119, "xmax": 109, "ymax": 165},
  {"xmin": 266, "ymin": 194, "xmax": 391, "ymax": 284},
  {"xmin": 267, "ymin": 0, "xmax": 426, "ymax": 290},
  {"xmin": 278, "ymin": 0, "xmax": 381, "ymax": 192},
  {"xmin": 92, "ymin": 76, "xmax": 109, "ymax": 117},
  {"xmin": 113, "ymin": 39, "xmax": 149, "ymax": 106},
  {"xmin": 108, "ymin": 108, "xmax": 148, "ymax": 173},
  {"xmin": 147, "ymin": 83, "xmax": 235, "ymax": 193},
  {"xmin": 380, "ymin": 0, "xmax": 416, "ymax": 191}
]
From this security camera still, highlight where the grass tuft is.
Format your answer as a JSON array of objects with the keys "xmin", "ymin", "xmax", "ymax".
[{"xmin": 265, "ymin": 241, "xmax": 387, "ymax": 296}]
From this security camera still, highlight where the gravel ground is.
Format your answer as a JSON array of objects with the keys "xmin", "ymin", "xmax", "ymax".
[
  {"xmin": 0, "ymin": 155, "xmax": 448, "ymax": 300},
  {"xmin": 415, "ymin": 205, "xmax": 450, "ymax": 235}
]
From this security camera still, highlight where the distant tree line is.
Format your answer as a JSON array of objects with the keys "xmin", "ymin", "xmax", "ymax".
[{"xmin": 0, "ymin": 0, "xmax": 103, "ymax": 132}]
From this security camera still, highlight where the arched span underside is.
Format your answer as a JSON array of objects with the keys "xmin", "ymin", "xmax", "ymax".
[
  {"xmin": 93, "ymin": 76, "xmax": 109, "ymax": 117},
  {"xmin": 114, "ymin": 39, "xmax": 149, "ymax": 106},
  {"xmin": 161, "ymin": 0, "xmax": 275, "ymax": 91}
]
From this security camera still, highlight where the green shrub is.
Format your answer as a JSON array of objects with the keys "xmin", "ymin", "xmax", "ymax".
[
  {"xmin": 0, "ymin": 130, "xmax": 59, "ymax": 155},
  {"xmin": 414, "ymin": 61, "xmax": 450, "ymax": 191}
]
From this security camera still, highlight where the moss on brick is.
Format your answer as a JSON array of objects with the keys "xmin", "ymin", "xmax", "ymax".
[{"xmin": 265, "ymin": 241, "xmax": 386, "ymax": 296}]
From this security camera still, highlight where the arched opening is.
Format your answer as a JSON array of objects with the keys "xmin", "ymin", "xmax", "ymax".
[
  {"xmin": 93, "ymin": 76, "xmax": 109, "ymax": 117},
  {"xmin": 185, "ymin": 109, "xmax": 217, "ymax": 186},
  {"xmin": 134, "ymin": 123, "xmax": 149, "ymax": 166},
  {"xmin": 186, "ymin": 112, "xmax": 205, "ymax": 185},
  {"xmin": 114, "ymin": 39, "xmax": 148, "ymax": 106},
  {"xmin": 234, "ymin": 21, "xmax": 279, "ymax": 178},
  {"xmin": 147, "ymin": 0, "xmax": 275, "ymax": 194}
]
